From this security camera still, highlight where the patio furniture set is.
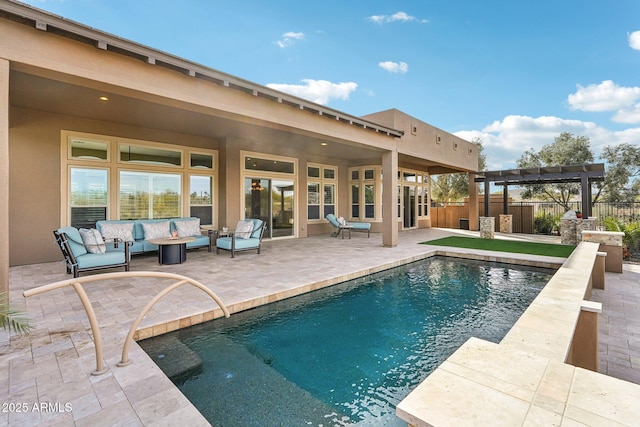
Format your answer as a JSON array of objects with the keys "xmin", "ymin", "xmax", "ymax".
[
  {"xmin": 53, "ymin": 217, "xmax": 266, "ymax": 277},
  {"xmin": 54, "ymin": 214, "xmax": 371, "ymax": 277}
]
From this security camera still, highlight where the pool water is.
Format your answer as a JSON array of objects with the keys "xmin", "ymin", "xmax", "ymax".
[{"xmin": 140, "ymin": 256, "xmax": 553, "ymax": 426}]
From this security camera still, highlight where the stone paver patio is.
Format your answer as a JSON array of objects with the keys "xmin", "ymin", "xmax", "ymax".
[{"xmin": 1, "ymin": 228, "xmax": 638, "ymax": 426}]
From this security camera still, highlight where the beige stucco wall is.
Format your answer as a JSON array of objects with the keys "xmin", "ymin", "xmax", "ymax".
[
  {"xmin": 363, "ymin": 109, "xmax": 478, "ymax": 173},
  {"xmin": 8, "ymin": 107, "xmax": 218, "ymax": 266}
]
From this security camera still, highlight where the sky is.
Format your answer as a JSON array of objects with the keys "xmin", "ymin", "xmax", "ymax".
[{"xmin": 18, "ymin": 0, "xmax": 640, "ymax": 171}]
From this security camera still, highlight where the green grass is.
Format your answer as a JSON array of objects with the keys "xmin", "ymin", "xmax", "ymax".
[{"xmin": 421, "ymin": 236, "xmax": 576, "ymax": 258}]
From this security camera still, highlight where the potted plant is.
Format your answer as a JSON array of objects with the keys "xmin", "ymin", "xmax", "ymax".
[{"xmin": 576, "ymin": 211, "xmax": 583, "ymax": 218}]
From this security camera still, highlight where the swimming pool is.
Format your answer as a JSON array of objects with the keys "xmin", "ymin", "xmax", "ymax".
[{"xmin": 140, "ymin": 256, "xmax": 553, "ymax": 426}]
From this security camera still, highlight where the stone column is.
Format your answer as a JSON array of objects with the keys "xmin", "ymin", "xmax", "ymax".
[
  {"xmin": 499, "ymin": 214, "xmax": 513, "ymax": 234},
  {"xmin": 576, "ymin": 218, "xmax": 596, "ymax": 241},
  {"xmin": 479, "ymin": 217, "xmax": 494, "ymax": 239},
  {"xmin": 560, "ymin": 218, "xmax": 577, "ymax": 245}
]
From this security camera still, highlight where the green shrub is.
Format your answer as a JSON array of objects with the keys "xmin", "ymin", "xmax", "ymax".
[
  {"xmin": 602, "ymin": 216, "xmax": 640, "ymax": 259},
  {"xmin": 534, "ymin": 212, "xmax": 559, "ymax": 234}
]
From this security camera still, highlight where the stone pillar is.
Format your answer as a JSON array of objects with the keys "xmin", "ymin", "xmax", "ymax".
[
  {"xmin": 560, "ymin": 218, "xmax": 577, "ymax": 245},
  {"xmin": 576, "ymin": 218, "xmax": 596, "ymax": 241},
  {"xmin": 479, "ymin": 217, "xmax": 494, "ymax": 239},
  {"xmin": 499, "ymin": 214, "xmax": 513, "ymax": 234}
]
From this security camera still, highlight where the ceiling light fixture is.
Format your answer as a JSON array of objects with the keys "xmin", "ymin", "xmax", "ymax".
[{"xmin": 98, "ymin": 96, "xmax": 109, "ymax": 101}]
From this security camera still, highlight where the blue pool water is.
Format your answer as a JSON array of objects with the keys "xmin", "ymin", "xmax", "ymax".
[{"xmin": 140, "ymin": 256, "xmax": 553, "ymax": 426}]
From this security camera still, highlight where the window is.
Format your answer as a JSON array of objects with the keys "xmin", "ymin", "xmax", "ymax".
[
  {"xmin": 190, "ymin": 175, "xmax": 213, "ymax": 224},
  {"xmin": 364, "ymin": 184, "xmax": 375, "ymax": 218},
  {"xmin": 69, "ymin": 167, "xmax": 108, "ymax": 228},
  {"xmin": 62, "ymin": 132, "xmax": 217, "ymax": 226},
  {"xmin": 307, "ymin": 163, "xmax": 337, "ymax": 221},
  {"xmin": 351, "ymin": 185, "xmax": 360, "ymax": 218},
  {"xmin": 308, "ymin": 183, "xmax": 321, "ymax": 220},
  {"xmin": 119, "ymin": 171, "xmax": 181, "ymax": 219},
  {"xmin": 69, "ymin": 138, "xmax": 108, "ymax": 161},
  {"xmin": 119, "ymin": 144, "xmax": 182, "ymax": 167},
  {"xmin": 349, "ymin": 166, "xmax": 381, "ymax": 221},
  {"xmin": 245, "ymin": 155, "xmax": 295, "ymax": 174}
]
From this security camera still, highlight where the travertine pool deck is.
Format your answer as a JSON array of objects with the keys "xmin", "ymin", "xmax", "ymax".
[{"xmin": 1, "ymin": 228, "xmax": 638, "ymax": 426}]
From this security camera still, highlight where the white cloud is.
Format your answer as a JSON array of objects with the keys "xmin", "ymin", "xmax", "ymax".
[
  {"xmin": 366, "ymin": 11, "xmax": 428, "ymax": 24},
  {"xmin": 379, "ymin": 61, "xmax": 408, "ymax": 74},
  {"xmin": 629, "ymin": 30, "xmax": 640, "ymax": 50},
  {"xmin": 568, "ymin": 80, "xmax": 640, "ymax": 112},
  {"xmin": 275, "ymin": 31, "xmax": 305, "ymax": 48},
  {"xmin": 266, "ymin": 79, "xmax": 357, "ymax": 105},
  {"xmin": 455, "ymin": 115, "xmax": 625, "ymax": 171},
  {"xmin": 567, "ymin": 80, "xmax": 640, "ymax": 124}
]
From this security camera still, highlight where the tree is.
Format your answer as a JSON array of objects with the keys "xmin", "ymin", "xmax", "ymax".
[
  {"xmin": 517, "ymin": 132, "xmax": 594, "ymax": 210},
  {"xmin": 600, "ymin": 143, "xmax": 640, "ymax": 203},
  {"xmin": 431, "ymin": 138, "xmax": 486, "ymax": 203}
]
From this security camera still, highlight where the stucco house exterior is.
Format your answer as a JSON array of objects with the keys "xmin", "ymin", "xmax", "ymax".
[{"xmin": 0, "ymin": 0, "xmax": 479, "ymax": 291}]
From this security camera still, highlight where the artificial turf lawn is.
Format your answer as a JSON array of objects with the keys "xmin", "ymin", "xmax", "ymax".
[{"xmin": 421, "ymin": 236, "xmax": 576, "ymax": 258}]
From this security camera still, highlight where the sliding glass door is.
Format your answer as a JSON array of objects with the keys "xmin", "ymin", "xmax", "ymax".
[{"xmin": 244, "ymin": 177, "xmax": 295, "ymax": 238}]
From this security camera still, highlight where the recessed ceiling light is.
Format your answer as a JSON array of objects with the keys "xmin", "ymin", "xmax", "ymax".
[
  {"xmin": 321, "ymin": 142, "xmax": 328, "ymax": 146},
  {"xmin": 99, "ymin": 96, "xmax": 109, "ymax": 101}
]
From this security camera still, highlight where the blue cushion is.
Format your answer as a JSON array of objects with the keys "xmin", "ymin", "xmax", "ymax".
[
  {"xmin": 325, "ymin": 214, "xmax": 341, "ymax": 228},
  {"xmin": 249, "ymin": 219, "xmax": 264, "ymax": 239},
  {"xmin": 76, "ymin": 251, "xmax": 126, "ymax": 269},
  {"xmin": 59, "ymin": 227, "xmax": 88, "ymax": 258},
  {"xmin": 186, "ymin": 235, "xmax": 210, "ymax": 249},
  {"xmin": 216, "ymin": 237, "xmax": 260, "ymax": 251},
  {"xmin": 348, "ymin": 222, "xmax": 371, "ymax": 230}
]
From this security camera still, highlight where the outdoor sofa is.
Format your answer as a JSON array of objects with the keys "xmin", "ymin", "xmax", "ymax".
[{"xmin": 96, "ymin": 217, "xmax": 212, "ymax": 254}]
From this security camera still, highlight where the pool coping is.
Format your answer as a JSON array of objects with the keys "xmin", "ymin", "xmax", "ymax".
[{"xmin": 396, "ymin": 241, "xmax": 640, "ymax": 426}]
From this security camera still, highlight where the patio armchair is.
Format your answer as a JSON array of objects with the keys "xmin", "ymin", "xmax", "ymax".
[
  {"xmin": 54, "ymin": 226, "xmax": 130, "ymax": 278},
  {"xmin": 216, "ymin": 219, "xmax": 266, "ymax": 257},
  {"xmin": 326, "ymin": 213, "xmax": 371, "ymax": 239}
]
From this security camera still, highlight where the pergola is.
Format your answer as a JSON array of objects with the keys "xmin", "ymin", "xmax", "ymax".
[{"xmin": 474, "ymin": 163, "xmax": 606, "ymax": 218}]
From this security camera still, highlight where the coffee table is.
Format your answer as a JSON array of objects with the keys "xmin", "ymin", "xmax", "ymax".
[{"xmin": 148, "ymin": 236, "xmax": 196, "ymax": 265}]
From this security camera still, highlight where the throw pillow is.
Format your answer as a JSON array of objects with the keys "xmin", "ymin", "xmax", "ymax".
[
  {"xmin": 235, "ymin": 220, "xmax": 254, "ymax": 239},
  {"xmin": 79, "ymin": 228, "xmax": 106, "ymax": 254},
  {"xmin": 142, "ymin": 221, "xmax": 171, "ymax": 240},
  {"xmin": 100, "ymin": 222, "xmax": 134, "ymax": 242},
  {"xmin": 174, "ymin": 219, "xmax": 201, "ymax": 237}
]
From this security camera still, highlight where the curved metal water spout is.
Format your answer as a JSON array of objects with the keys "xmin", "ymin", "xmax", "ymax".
[{"xmin": 23, "ymin": 271, "xmax": 230, "ymax": 376}]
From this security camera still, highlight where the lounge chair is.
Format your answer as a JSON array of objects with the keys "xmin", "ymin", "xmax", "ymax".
[
  {"xmin": 216, "ymin": 219, "xmax": 266, "ymax": 257},
  {"xmin": 54, "ymin": 226, "xmax": 130, "ymax": 277},
  {"xmin": 325, "ymin": 214, "xmax": 371, "ymax": 239}
]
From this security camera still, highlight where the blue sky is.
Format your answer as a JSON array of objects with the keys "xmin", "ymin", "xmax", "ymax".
[{"xmin": 20, "ymin": 0, "xmax": 640, "ymax": 170}]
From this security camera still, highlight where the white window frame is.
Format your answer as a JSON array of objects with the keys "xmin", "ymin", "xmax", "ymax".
[
  {"xmin": 61, "ymin": 131, "xmax": 217, "ymax": 227},
  {"xmin": 307, "ymin": 163, "xmax": 337, "ymax": 222}
]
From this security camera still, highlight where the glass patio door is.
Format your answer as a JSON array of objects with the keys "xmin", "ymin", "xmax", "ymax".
[
  {"xmin": 244, "ymin": 177, "xmax": 295, "ymax": 238},
  {"xmin": 403, "ymin": 185, "xmax": 416, "ymax": 229}
]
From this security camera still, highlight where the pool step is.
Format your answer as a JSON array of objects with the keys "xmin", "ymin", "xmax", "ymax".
[{"xmin": 141, "ymin": 335, "xmax": 203, "ymax": 382}]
